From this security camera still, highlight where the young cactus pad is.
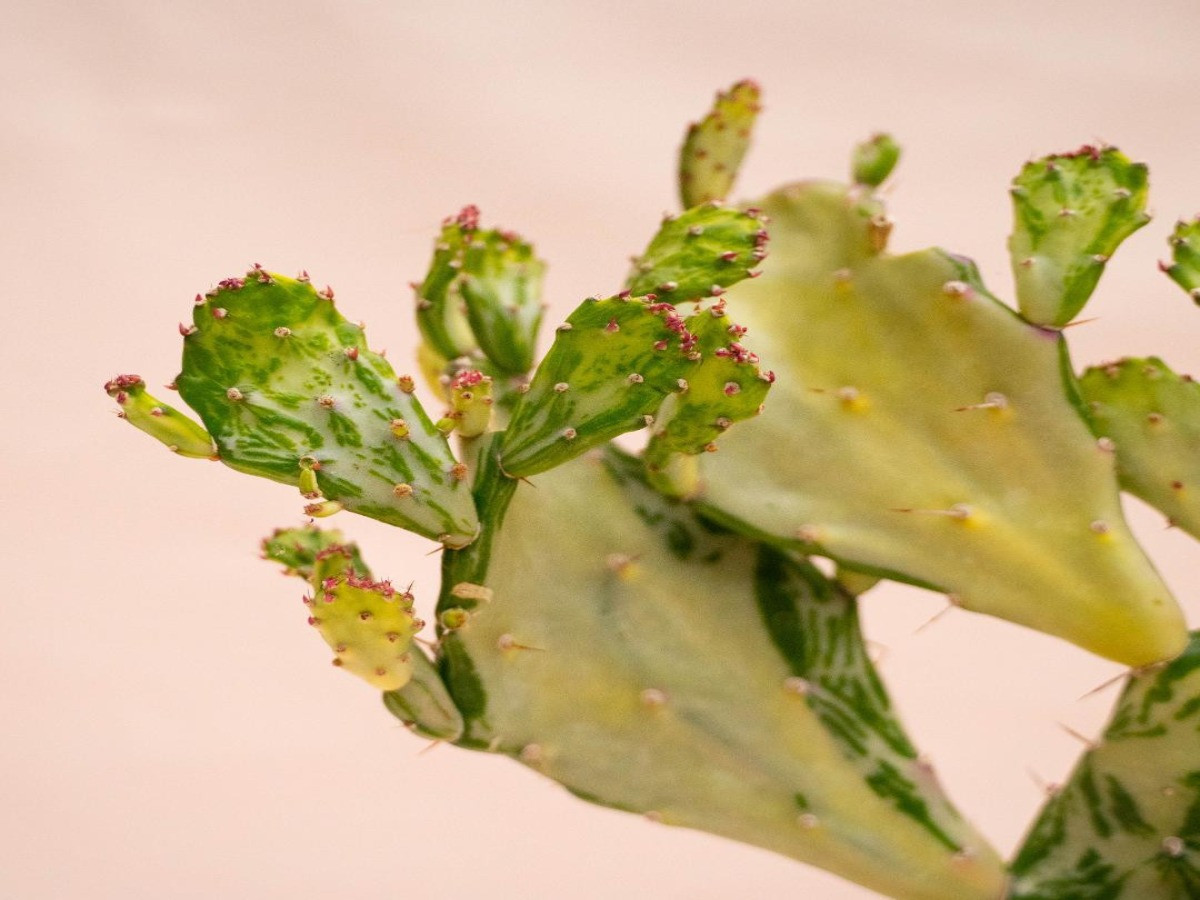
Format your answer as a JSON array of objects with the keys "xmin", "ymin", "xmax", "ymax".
[
  {"xmin": 1008, "ymin": 146, "xmax": 1150, "ymax": 328},
  {"xmin": 104, "ymin": 374, "xmax": 215, "ymax": 458},
  {"xmin": 169, "ymin": 268, "xmax": 479, "ymax": 547},
  {"xmin": 1080, "ymin": 357, "xmax": 1200, "ymax": 541},
  {"xmin": 262, "ymin": 525, "xmax": 463, "ymax": 740},
  {"xmin": 687, "ymin": 178, "xmax": 1185, "ymax": 666},
  {"xmin": 1163, "ymin": 217, "xmax": 1200, "ymax": 303},
  {"xmin": 413, "ymin": 205, "xmax": 546, "ymax": 376},
  {"xmin": 1009, "ymin": 631, "xmax": 1200, "ymax": 898},
  {"xmin": 429, "ymin": 446, "xmax": 1006, "ymax": 900},
  {"xmin": 678, "ymin": 79, "xmax": 760, "ymax": 209}
]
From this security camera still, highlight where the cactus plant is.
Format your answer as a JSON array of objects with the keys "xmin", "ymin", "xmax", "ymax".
[{"xmin": 105, "ymin": 81, "xmax": 1199, "ymax": 898}]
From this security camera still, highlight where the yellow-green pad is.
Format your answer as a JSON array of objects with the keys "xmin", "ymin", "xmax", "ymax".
[
  {"xmin": 1009, "ymin": 631, "xmax": 1200, "ymax": 898},
  {"xmin": 690, "ymin": 181, "xmax": 1185, "ymax": 666},
  {"xmin": 104, "ymin": 374, "xmax": 215, "ymax": 458},
  {"xmin": 265, "ymin": 525, "xmax": 463, "ymax": 738},
  {"xmin": 1081, "ymin": 357, "xmax": 1200, "ymax": 540},
  {"xmin": 1009, "ymin": 146, "xmax": 1150, "ymax": 327},
  {"xmin": 177, "ymin": 268, "xmax": 479, "ymax": 547},
  {"xmin": 436, "ymin": 449, "xmax": 1007, "ymax": 900},
  {"xmin": 679, "ymin": 80, "xmax": 760, "ymax": 209}
]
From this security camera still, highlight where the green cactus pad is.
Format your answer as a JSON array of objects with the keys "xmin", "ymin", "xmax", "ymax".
[
  {"xmin": 497, "ymin": 296, "xmax": 694, "ymax": 477},
  {"xmin": 852, "ymin": 133, "xmax": 901, "ymax": 188},
  {"xmin": 1010, "ymin": 631, "xmax": 1200, "ymax": 899},
  {"xmin": 643, "ymin": 301, "xmax": 773, "ymax": 496},
  {"xmin": 175, "ymin": 268, "xmax": 478, "ymax": 547},
  {"xmin": 104, "ymin": 374, "xmax": 215, "ymax": 458},
  {"xmin": 261, "ymin": 524, "xmax": 367, "ymax": 578},
  {"xmin": 414, "ymin": 206, "xmax": 546, "ymax": 375},
  {"xmin": 1163, "ymin": 217, "xmax": 1200, "ymax": 303},
  {"xmin": 1009, "ymin": 146, "xmax": 1151, "ymax": 327},
  {"xmin": 688, "ymin": 180, "xmax": 1185, "ymax": 666},
  {"xmin": 265, "ymin": 525, "xmax": 463, "ymax": 738},
  {"xmin": 413, "ymin": 207, "xmax": 483, "ymax": 361},
  {"xmin": 1080, "ymin": 357, "xmax": 1200, "ymax": 540},
  {"xmin": 679, "ymin": 79, "xmax": 761, "ymax": 209},
  {"xmin": 458, "ymin": 222, "xmax": 546, "ymax": 375},
  {"xmin": 433, "ymin": 448, "xmax": 1006, "ymax": 900},
  {"xmin": 626, "ymin": 203, "xmax": 768, "ymax": 303}
]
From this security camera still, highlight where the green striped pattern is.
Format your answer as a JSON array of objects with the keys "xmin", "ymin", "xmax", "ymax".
[
  {"xmin": 432, "ymin": 448, "xmax": 1006, "ymax": 900},
  {"xmin": 497, "ymin": 296, "xmax": 692, "ymax": 476},
  {"xmin": 1010, "ymin": 632, "xmax": 1200, "ymax": 898},
  {"xmin": 626, "ymin": 203, "xmax": 768, "ymax": 304},
  {"xmin": 177, "ymin": 270, "xmax": 478, "ymax": 547}
]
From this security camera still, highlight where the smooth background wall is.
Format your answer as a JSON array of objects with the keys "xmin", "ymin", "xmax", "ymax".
[{"xmin": 3, "ymin": 1, "xmax": 1198, "ymax": 897}]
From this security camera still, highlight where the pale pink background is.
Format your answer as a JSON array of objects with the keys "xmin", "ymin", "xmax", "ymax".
[{"xmin": 3, "ymin": 2, "xmax": 1199, "ymax": 897}]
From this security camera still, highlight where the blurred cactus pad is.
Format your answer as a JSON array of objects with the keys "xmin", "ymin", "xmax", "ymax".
[{"xmin": 107, "ymin": 81, "xmax": 1198, "ymax": 898}]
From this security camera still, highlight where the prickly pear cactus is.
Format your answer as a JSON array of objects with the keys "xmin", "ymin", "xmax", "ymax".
[
  {"xmin": 1009, "ymin": 632, "xmax": 1200, "ymax": 898},
  {"xmin": 427, "ymin": 447, "xmax": 1008, "ymax": 900},
  {"xmin": 680, "ymin": 125, "xmax": 1184, "ymax": 665},
  {"xmin": 105, "ymin": 78, "xmax": 1200, "ymax": 900}
]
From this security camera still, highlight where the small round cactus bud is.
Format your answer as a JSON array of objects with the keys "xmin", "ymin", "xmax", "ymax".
[{"xmin": 439, "ymin": 608, "xmax": 470, "ymax": 630}]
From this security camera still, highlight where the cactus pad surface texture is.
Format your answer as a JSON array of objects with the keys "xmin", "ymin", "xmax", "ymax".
[
  {"xmin": 1010, "ymin": 632, "xmax": 1200, "ymax": 898},
  {"xmin": 431, "ymin": 446, "xmax": 1007, "ymax": 900},
  {"xmin": 105, "ymin": 79, "xmax": 1200, "ymax": 900},
  {"xmin": 686, "ymin": 168, "xmax": 1185, "ymax": 667}
]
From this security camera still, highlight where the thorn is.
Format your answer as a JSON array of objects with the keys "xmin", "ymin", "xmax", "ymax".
[
  {"xmin": 1061, "ymin": 316, "xmax": 1100, "ymax": 330},
  {"xmin": 1026, "ymin": 767, "xmax": 1059, "ymax": 797},
  {"xmin": 913, "ymin": 596, "xmax": 961, "ymax": 634},
  {"xmin": 1057, "ymin": 722, "xmax": 1099, "ymax": 750},
  {"xmin": 955, "ymin": 392, "xmax": 1008, "ymax": 412},
  {"xmin": 1078, "ymin": 669, "xmax": 1130, "ymax": 700},
  {"xmin": 417, "ymin": 739, "xmax": 444, "ymax": 756},
  {"xmin": 890, "ymin": 504, "xmax": 973, "ymax": 521},
  {"xmin": 497, "ymin": 633, "xmax": 543, "ymax": 652}
]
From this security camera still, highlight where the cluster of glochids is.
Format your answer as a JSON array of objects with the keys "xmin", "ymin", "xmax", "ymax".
[{"xmin": 108, "ymin": 80, "xmax": 1199, "ymax": 899}]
